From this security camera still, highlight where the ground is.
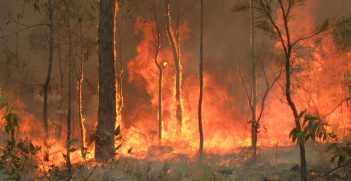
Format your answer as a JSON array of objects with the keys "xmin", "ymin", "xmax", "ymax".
[{"xmin": 0, "ymin": 142, "xmax": 350, "ymax": 181}]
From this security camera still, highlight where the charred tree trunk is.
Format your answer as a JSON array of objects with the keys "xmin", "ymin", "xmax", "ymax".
[
  {"xmin": 78, "ymin": 22, "xmax": 87, "ymax": 159},
  {"xmin": 198, "ymin": 0, "xmax": 204, "ymax": 162},
  {"xmin": 165, "ymin": 0, "xmax": 183, "ymax": 134},
  {"xmin": 95, "ymin": 0, "xmax": 117, "ymax": 162},
  {"xmin": 43, "ymin": 0, "xmax": 54, "ymax": 159},
  {"xmin": 250, "ymin": 0, "xmax": 258, "ymax": 158},
  {"xmin": 65, "ymin": 1, "xmax": 72, "ymax": 171}
]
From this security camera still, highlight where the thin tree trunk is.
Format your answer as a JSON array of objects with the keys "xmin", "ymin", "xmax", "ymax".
[
  {"xmin": 95, "ymin": 0, "xmax": 117, "ymax": 162},
  {"xmin": 115, "ymin": 2, "xmax": 123, "ymax": 129},
  {"xmin": 165, "ymin": 0, "xmax": 183, "ymax": 134},
  {"xmin": 65, "ymin": 1, "xmax": 72, "ymax": 171},
  {"xmin": 43, "ymin": 0, "xmax": 54, "ymax": 161},
  {"xmin": 281, "ymin": 4, "xmax": 307, "ymax": 178},
  {"xmin": 198, "ymin": 0, "xmax": 204, "ymax": 162},
  {"xmin": 153, "ymin": 14, "xmax": 162, "ymax": 144},
  {"xmin": 58, "ymin": 28, "xmax": 63, "ymax": 139},
  {"xmin": 250, "ymin": 0, "xmax": 257, "ymax": 158},
  {"xmin": 285, "ymin": 51, "xmax": 307, "ymax": 181},
  {"xmin": 78, "ymin": 21, "xmax": 87, "ymax": 159}
]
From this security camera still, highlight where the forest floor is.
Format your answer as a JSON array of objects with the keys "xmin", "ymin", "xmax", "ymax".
[{"xmin": 0, "ymin": 142, "xmax": 349, "ymax": 181}]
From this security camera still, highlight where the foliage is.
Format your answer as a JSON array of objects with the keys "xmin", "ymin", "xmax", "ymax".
[
  {"xmin": 0, "ymin": 96, "xmax": 41, "ymax": 180},
  {"xmin": 327, "ymin": 140, "xmax": 351, "ymax": 168},
  {"xmin": 333, "ymin": 18, "xmax": 351, "ymax": 50},
  {"xmin": 289, "ymin": 112, "xmax": 335, "ymax": 145}
]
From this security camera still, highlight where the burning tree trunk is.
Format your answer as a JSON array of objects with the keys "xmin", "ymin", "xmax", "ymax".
[
  {"xmin": 165, "ymin": 0, "xmax": 183, "ymax": 134},
  {"xmin": 152, "ymin": 7, "xmax": 162, "ymax": 143},
  {"xmin": 78, "ymin": 21, "xmax": 87, "ymax": 159},
  {"xmin": 95, "ymin": 0, "xmax": 117, "ymax": 161},
  {"xmin": 115, "ymin": 4, "xmax": 124, "ymax": 132},
  {"xmin": 250, "ymin": 0, "xmax": 258, "ymax": 158},
  {"xmin": 198, "ymin": 0, "xmax": 204, "ymax": 162},
  {"xmin": 43, "ymin": 0, "xmax": 54, "ymax": 159}
]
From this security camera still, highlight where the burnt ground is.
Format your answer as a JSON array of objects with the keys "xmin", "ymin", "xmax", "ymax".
[{"xmin": 0, "ymin": 142, "xmax": 350, "ymax": 181}]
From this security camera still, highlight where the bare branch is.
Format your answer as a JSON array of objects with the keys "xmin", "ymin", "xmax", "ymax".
[
  {"xmin": 257, "ymin": 60, "xmax": 283, "ymax": 122},
  {"xmin": 238, "ymin": 65, "xmax": 254, "ymax": 113}
]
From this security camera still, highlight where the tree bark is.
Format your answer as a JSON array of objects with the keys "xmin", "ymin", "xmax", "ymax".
[
  {"xmin": 250, "ymin": 0, "xmax": 258, "ymax": 158},
  {"xmin": 198, "ymin": 0, "xmax": 204, "ymax": 162},
  {"xmin": 95, "ymin": 0, "xmax": 117, "ymax": 162},
  {"xmin": 43, "ymin": 0, "xmax": 54, "ymax": 160},
  {"xmin": 165, "ymin": 0, "xmax": 183, "ymax": 134}
]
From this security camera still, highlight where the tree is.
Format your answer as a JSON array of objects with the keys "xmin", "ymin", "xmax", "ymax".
[
  {"xmin": 95, "ymin": 0, "xmax": 117, "ymax": 161},
  {"xmin": 249, "ymin": 0, "xmax": 258, "ymax": 158},
  {"xmin": 256, "ymin": 0, "xmax": 330, "ymax": 180},
  {"xmin": 234, "ymin": 0, "xmax": 282, "ymax": 159},
  {"xmin": 151, "ymin": 1, "xmax": 163, "ymax": 144},
  {"xmin": 43, "ymin": 0, "xmax": 54, "ymax": 160},
  {"xmin": 63, "ymin": 0, "xmax": 73, "ymax": 171},
  {"xmin": 198, "ymin": 0, "xmax": 204, "ymax": 162},
  {"xmin": 78, "ymin": 17, "xmax": 87, "ymax": 159},
  {"xmin": 165, "ymin": 0, "xmax": 183, "ymax": 134}
]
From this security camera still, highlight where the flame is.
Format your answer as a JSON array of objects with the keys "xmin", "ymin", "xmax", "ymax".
[{"xmin": 0, "ymin": 0, "xmax": 349, "ymax": 172}]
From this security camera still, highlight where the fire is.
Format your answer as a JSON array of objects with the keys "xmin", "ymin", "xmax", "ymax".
[
  {"xmin": 120, "ymin": 1, "xmax": 351, "ymax": 159},
  {"xmin": 0, "ymin": 1, "xmax": 349, "ymax": 174}
]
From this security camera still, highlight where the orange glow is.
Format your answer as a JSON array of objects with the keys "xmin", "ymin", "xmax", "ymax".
[{"xmin": 0, "ymin": 0, "xmax": 350, "ymax": 171}]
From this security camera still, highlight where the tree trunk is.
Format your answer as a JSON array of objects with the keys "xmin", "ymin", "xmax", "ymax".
[
  {"xmin": 153, "ymin": 16, "xmax": 162, "ymax": 144},
  {"xmin": 285, "ymin": 51, "xmax": 307, "ymax": 181},
  {"xmin": 95, "ymin": 0, "xmax": 117, "ymax": 162},
  {"xmin": 281, "ymin": 5, "xmax": 308, "ymax": 178},
  {"xmin": 115, "ymin": 2, "xmax": 123, "ymax": 129},
  {"xmin": 165, "ymin": 0, "xmax": 183, "ymax": 134},
  {"xmin": 58, "ymin": 28, "xmax": 63, "ymax": 140},
  {"xmin": 250, "ymin": 0, "xmax": 258, "ymax": 158},
  {"xmin": 198, "ymin": 0, "xmax": 204, "ymax": 162},
  {"xmin": 78, "ymin": 21, "xmax": 87, "ymax": 159},
  {"xmin": 65, "ymin": 1, "xmax": 72, "ymax": 171},
  {"xmin": 43, "ymin": 0, "xmax": 54, "ymax": 160}
]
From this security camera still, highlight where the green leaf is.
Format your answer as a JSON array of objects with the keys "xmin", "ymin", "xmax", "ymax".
[{"xmin": 0, "ymin": 96, "xmax": 8, "ymax": 109}]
